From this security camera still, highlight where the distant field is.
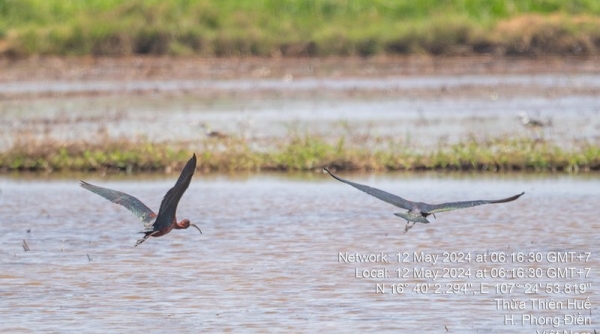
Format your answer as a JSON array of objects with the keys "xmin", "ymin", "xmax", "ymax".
[{"xmin": 1, "ymin": 0, "xmax": 600, "ymax": 57}]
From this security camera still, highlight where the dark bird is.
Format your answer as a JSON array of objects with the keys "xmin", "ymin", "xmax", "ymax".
[
  {"xmin": 22, "ymin": 239, "xmax": 30, "ymax": 252},
  {"xmin": 81, "ymin": 154, "xmax": 201, "ymax": 246},
  {"xmin": 198, "ymin": 122, "xmax": 228, "ymax": 139},
  {"xmin": 324, "ymin": 168, "xmax": 524, "ymax": 232}
]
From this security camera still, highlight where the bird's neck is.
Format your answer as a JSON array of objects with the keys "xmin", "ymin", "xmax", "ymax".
[{"xmin": 174, "ymin": 219, "xmax": 188, "ymax": 229}]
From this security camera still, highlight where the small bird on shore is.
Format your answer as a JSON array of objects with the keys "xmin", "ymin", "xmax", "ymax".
[
  {"xmin": 324, "ymin": 168, "xmax": 524, "ymax": 232},
  {"xmin": 198, "ymin": 122, "xmax": 228, "ymax": 139},
  {"xmin": 518, "ymin": 111, "xmax": 551, "ymax": 128},
  {"xmin": 81, "ymin": 154, "xmax": 201, "ymax": 246}
]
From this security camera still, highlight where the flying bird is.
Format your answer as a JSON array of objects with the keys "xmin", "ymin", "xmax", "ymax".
[
  {"xmin": 81, "ymin": 154, "xmax": 201, "ymax": 246},
  {"xmin": 324, "ymin": 168, "xmax": 524, "ymax": 232}
]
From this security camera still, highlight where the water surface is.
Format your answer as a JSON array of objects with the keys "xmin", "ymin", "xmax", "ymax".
[
  {"xmin": 1, "ymin": 173, "xmax": 597, "ymax": 332},
  {"xmin": 1, "ymin": 71, "xmax": 599, "ymax": 150}
]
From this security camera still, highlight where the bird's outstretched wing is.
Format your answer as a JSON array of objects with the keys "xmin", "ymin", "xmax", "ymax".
[
  {"xmin": 324, "ymin": 168, "xmax": 414, "ymax": 210},
  {"xmin": 151, "ymin": 154, "xmax": 197, "ymax": 232},
  {"xmin": 80, "ymin": 181, "xmax": 156, "ymax": 223},
  {"xmin": 421, "ymin": 192, "xmax": 525, "ymax": 214}
]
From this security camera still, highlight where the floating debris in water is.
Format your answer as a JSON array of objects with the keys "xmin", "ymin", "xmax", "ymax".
[{"xmin": 22, "ymin": 239, "xmax": 30, "ymax": 251}]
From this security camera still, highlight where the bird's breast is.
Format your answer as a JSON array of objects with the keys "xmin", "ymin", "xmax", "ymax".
[{"xmin": 143, "ymin": 217, "xmax": 176, "ymax": 237}]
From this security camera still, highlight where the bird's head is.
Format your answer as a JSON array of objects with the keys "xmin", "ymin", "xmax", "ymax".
[{"xmin": 177, "ymin": 219, "xmax": 202, "ymax": 234}]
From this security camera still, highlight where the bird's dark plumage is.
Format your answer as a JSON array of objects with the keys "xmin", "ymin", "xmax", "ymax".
[
  {"xmin": 81, "ymin": 153, "xmax": 200, "ymax": 246},
  {"xmin": 420, "ymin": 192, "xmax": 525, "ymax": 214},
  {"xmin": 150, "ymin": 153, "xmax": 197, "ymax": 233},
  {"xmin": 324, "ymin": 168, "xmax": 414, "ymax": 210},
  {"xmin": 323, "ymin": 167, "xmax": 524, "ymax": 232}
]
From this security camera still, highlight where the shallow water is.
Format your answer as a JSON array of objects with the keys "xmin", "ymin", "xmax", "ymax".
[
  {"xmin": 1, "ymin": 173, "xmax": 598, "ymax": 333},
  {"xmin": 2, "ymin": 73, "xmax": 600, "ymax": 94},
  {"xmin": 1, "ymin": 72, "xmax": 599, "ymax": 150}
]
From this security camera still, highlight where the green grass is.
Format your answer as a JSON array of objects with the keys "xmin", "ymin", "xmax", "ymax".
[
  {"xmin": 1, "ymin": 0, "xmax": 600, "ymax": 56},
  {"xmin": 1, "ymin": 134, "xmax": 598, "ymax": 173}
]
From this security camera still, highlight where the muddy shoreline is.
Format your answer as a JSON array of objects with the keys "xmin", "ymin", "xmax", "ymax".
[
  {"xmin": 1, "ymin": 56, "xmax": 598, "ymax": 173},
  {"xmin": 1, "ymin": 55, "xmax": 599, "ymax": 82},
  {"xmin": 0, "ymin": 55, "xmax": 599, "ymax": 100}
]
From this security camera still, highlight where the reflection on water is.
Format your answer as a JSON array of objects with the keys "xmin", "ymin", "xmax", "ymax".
[{"xmin": 0, "ymin": 173, "xmax": 598, "ymax": 332}]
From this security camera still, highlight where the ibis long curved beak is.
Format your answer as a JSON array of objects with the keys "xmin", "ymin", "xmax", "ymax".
[{"xmin": 190, "ymin": 223, "xmax": 202, "ymax": 234}]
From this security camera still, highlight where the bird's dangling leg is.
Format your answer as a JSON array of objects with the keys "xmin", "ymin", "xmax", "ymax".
[
  {"xmin": 134, "ymin": 231, "xmax": 158, "ymax": 247},
  {"xmin": 404, "ymin": 221, "xmax": 416, "ymax": 233},
  {"xmin": 134, "ymin": 235, "xmax": 149, "ymax": 247}
]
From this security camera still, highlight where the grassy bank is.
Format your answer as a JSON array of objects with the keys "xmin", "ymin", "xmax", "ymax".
[
  {"xmin": 1, "ymin": 0, "xmax": 600, "ymax": 57},
  {"xmin": 1, "ymin": 134, "xmax": 598, "ymax": 173}
]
